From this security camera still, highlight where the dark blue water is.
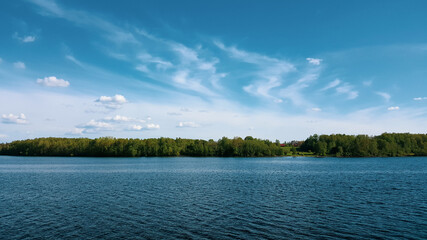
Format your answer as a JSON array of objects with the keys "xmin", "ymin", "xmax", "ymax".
[{"xmin": 0, "ymin": 156, "xmax": 426, "ymax": 239}]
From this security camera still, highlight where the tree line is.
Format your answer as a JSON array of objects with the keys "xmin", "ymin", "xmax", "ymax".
[
  {"xmin": 0, "ymin": 133, "xmax": 425, "ymax": 157},
  {"xmin": 0, "ymin": 136, "xmax": 287, "ymax": 157},
  {"xmin": 299, "ymin": 133, "xmax": 427, "ymax": 157}
]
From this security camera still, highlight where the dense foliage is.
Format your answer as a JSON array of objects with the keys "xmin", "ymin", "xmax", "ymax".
[
  {"xmin": 0, "ymin": 136, "xmax": 287, "ymax": 157},
  {"xmin": 0, "ymin": 133, "xmax": 425, "ymax": 157},
  {"xmin": 300, "ymin": 133, "xmax": 427, "ymax": 157}
]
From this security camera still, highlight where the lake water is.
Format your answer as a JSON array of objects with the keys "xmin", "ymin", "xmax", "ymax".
[{"xmin": 0, "ymin": 156, "xmax": 426, "ymax": 239}]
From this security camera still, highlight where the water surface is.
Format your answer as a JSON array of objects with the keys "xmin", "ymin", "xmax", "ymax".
[{"xmin": 1, "ymin": 156, "xmax": 426, "ymax": 239}]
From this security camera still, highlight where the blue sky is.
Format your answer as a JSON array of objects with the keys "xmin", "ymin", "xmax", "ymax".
[{"xmin": 0, "ymin": 0, "xmax": 426, "ymax": 142}]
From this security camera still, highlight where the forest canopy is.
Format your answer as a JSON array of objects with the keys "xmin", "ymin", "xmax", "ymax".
[{"xmin": 0, "ymin": 133, "xmax": 426, "ymax": 157}]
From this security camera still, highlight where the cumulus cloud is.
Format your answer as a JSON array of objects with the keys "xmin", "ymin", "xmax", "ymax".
[
  {"xmin": 306, "ymin": 57, "xmax": 323, "ymax": 65},
  {"xmin": 413, "ymin": 97, "xmax": 427, "ymax": 101},
  {"xmin": 79, "ymin": 119, "xmax": 112, "ymax": 129},
  {"xmin": 104, "ymin": 115, "xmax": 129, "ymax": 122},
  {"xmin": 13, "ymin": 61, "xmax": 26, "ymax": 69},
  {"xmin": 96, "ymin": 94, "xmax": 127, "ymax": 109},
  {"xmin": 387, "ymin": 106, "xmax": 400, "ymax": 111},
  {"xmin": 76, "ymin": 120, "xmax": 112, "ymax": 133},
  {"xmin": 177, "ymin": 121, "xmax": 199, "ymax": 128},
  {"xmin": 104, "ymin": 115, "xmax": 145, "ymax": 123},
  {"xmin": 129, "ymin": 125, "xmax": 143, "ymax": 131},
  {"xmin": 65, "ymin": 128, "xmax": 84, "ymax": 135},
  {"xmin": 129, "ymin": 123, "xmax": 160, "ymax": 131},
  {"xmin": 1, "ymin": 113, "xmax": 28, "ymax": 124},
  {"xmin": 37, "ymin": 76, "xmax": 70, "ymax": 87},
  {"xmin": 146, "ymin": 123, "xmax": 160, "ymax": 129},
  {"xmin": 376, "ymin": 92, "xmax": 391, "ymax": 102}
]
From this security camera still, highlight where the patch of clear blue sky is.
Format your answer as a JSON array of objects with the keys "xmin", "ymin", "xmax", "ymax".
[{"xmin": 0, "ymin": 0, "xmax": 426, "ymax": 141}]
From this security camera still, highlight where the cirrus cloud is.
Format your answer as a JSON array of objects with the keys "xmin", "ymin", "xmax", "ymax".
[{"xmin": 413, "ymin": 97, "xmax": 427, "ymax": 101}]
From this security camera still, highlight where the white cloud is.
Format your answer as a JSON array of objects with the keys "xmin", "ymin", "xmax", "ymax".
[
  {"xmin": 66, "ymin": 128, "xmax": 84, "ymax": 135},
  {"xmin": 13, "ymin": 32, "xmax": 37, "ymax": 43},
  {"xmin": 171, "ymin": 70, "xmax": 217, "ymax": 96},
  {"xmin": 130, "ymin": 125, "xmax": 143, "ymax": 131},
  {"xmin": 1, "ymin": 113, "xmax": 28, "ymax": 124},
  {"xmin": 104, "ymin": 115, "xmax": 145, "ymax": 123},
  {"xmin": 311, "ymin": 108, "xmax": 322, "ymax": 112},
  {"xmin": 306, "ymin": 57, "xmax": 323, "ymax": 65},
  {"xmin": 0, "ymin": 134, "xmax": 8, "ymax": 138},
  {"xmin": 172, "ymin": 43, "xmax": 199, "ymax": 63},
  {"xmin": 22, "ymin": 36, "xmax": 36, "ymax": 43},
  {"xmin": 37, "ymin": 76, "xmax": 70, "ymax": 87},
  {"xmin": 146, "ymin": 123, "xmax": 160, "ymax": 129},
  {"xmin": 413, "ymin": 97, "xmax": 427, "ymax": 101},
  {"xmin": 76, "ymin": 120, "xmax": 113, "ymax": 133},
  {"xmin": 216, "ymin": 41, "xmax": 295, "ymax": 101},
  {"xmin": 79, "ymin": 119, "xmax": 112, "ymax": 129},
  {"xmin": 104, "ymin": 115, "xmax": 130, "ymax": 122},
  {"xmin": 177, "ymin": 121, "xmax": 199, "ymax": 128},
  {"xmin": 137, "ymin": 53, "xmax": 173, "ymax": 70},
  {"xmin": 96, "ymin": 94, "xmax": 127, "ymax": 109},
  {"xmin": 66, "ymin": 55, "xmax": 84, "ymax": 67},
  {"xmin": 320, "ymin": 79, "xmax": 358, "ymax": 100},
  {"xmin": 279, "ymin": 73, "xmax": 318, "ymax": 106},
  {"xmin": 320, "ymin": 79, "xmax": 341, "ymax": 91},
  {"xmin": 376, "ymin": 92, "xmax": 391, "ymax": 102},
  {"xmin": 387, "ymin": 106, "xmax": 400, "ymax": 111},
  {"xmin": 13, "ymin": 61, "xmax": 26, "ymax": 69},
  {"xmin": 135, "ymin": 64, "xmax": 149, "ymax": 73},
  {"xmin": 129, "ymin": 123, "xmax": 160, "ymax": 131},
  {"xmin": 336, "ymin": 83, "xmax": 358, "ymax": 100}
]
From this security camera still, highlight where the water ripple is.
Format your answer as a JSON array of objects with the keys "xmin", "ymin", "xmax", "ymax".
[{"xmin": 0, "ymin": 156, "xmax": 426, "ymax": 239}]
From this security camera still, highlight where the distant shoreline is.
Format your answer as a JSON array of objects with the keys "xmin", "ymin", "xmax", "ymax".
[{"xmin": 1, "ymin": 133, "xmax": 426, "ymax": 158}]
